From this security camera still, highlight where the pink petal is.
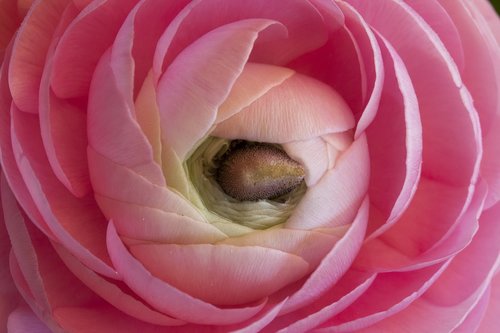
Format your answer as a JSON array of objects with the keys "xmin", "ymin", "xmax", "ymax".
[
  {"xmin": 87, "ymin": 48, "xmax": 165, "ymax": 186},
  {"xmin": 11, "ymin": 106, "xmax": 116, "ymax": 278},
  {"xmin": 262, "ymin": 270, "xmax": 376, "ymax": 332},
  {"xmin": 362, "ymin": 179, "xmax": 487, "ymax": 272},
  {"xmin": 51, "ymin": 0, "xmax": 139, "ymax": 98},
  {"xmin": 7, "ymin": 305, "xmax": 52, "ymax": 333},
  {"xmin": 213, "ymin": 71, "xmax": 355, "ymax": 144},
  {"xmin": 39, "ymin": 52, "xmax": 91, "ymax": 198},
  {"xmin": 153, "ymin": 0, "xmax": 329, "ymax": 77},
  {"xmin": 280, "ymin": 198, "xmax": 369, "ymax": 314},
  {"xmin": 477, "ymin": 273, "xmax": 500, "ymax": 333},
  {"xmin": 216, "ymin": 63, "xmax": 294, "ymax": 124},
  {"xmin": 130, "ymin": 243, "xmax": 309, "ymax": 306},
  {"xmin": 356, "ymin": 178, "xmax": 474, "ymax": 271},
  {"xmin": 316, "ymin": 262, "xmax": 450, "ymax": 331},
  {"xmin": 54, "ymin": 244, "xmax": 184, "ymax": 326},
  {"xmin": 405, "ymin": 0, "xmax": 465, "ymax": 70},
  {"xmin": 0, "ymin": 179, "xmax": 20, "ymax": 330},
  {"xmin": 218, "ymin": 227, "xmax": 346, "ymax": 270},
  {"xmin": 0, "ymin": 42, "xmax": 54, "ymax": 238},
  {"xmin": 8, "ymin": 0, "xmax": 68, "ymax": 113},
  {"xmin": 365, "ymin": 33, "xmax": 422, "ymax": 238},
  {"xmin": 157, "ymin": 18, "xmax": 287, "ymax": 159},
  {"xmin": 347, "ymin": 0, "xmax": 481, "ymax": 187},
  {"xmin": 97, "ymin": 195, "xmax": 227, "ymax": 244},
  {"xmin": 337, "ymin": 1, "xmax": 384, "ymax": 137},
  {"xmin": 282, "ymin": 135, "xmax": 338, "ymax": 186},
  {"xmin": 333, "ymin": 202, "xmax": 500, "ymax": 333},
  {"xmin": 0, "ymin": 1, "xmax": 20, "ymax": 62},
  {"xmin": 285, "ymin": 135, "xmax": 369, "ymax": 230},
  {"xmin": 106, "ymin": 221, "xmax": 269, "ymax": 325},
  {"xmin": 87, "ymin": 147, "xmax": 203, "ymax": 221}
]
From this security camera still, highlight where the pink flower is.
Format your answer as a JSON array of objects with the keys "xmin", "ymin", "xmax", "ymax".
[{"xmin": 1, "ymin": 0, "xmax": 499, "ymax": 332}]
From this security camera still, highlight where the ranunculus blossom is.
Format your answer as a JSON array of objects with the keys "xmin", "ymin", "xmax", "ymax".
[{"xmin": 0, "ymin": 0, "xmax": 499, "ymax": 331}]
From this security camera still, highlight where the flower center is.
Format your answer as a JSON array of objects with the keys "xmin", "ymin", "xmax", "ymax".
[
  {"xmin": 216, "ymin": 142, "xmax": 305, "ymax": 201},
  {"xmin": 184, "ymin": 137, "xmax": 307, "ymax": 232}
]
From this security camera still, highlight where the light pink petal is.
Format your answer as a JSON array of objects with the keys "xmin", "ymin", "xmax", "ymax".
[
  {"xmin": 285, "ymin": 135, "xmax": 369, "ymax": 230},
  {"xmin": 11, "ymin": 107, "xmax": 116, "ymax": 278},
  {"xmin": 477, "ymin": 273, "xmax": 500, "ymax": 333},
  {"xmin": 365, "ymin": 33, "xmax": 422, "ymax": 238},
  {"xmin": 130, "ymin": 243, "xmax": 309, "ymax": 306},
  {"xmin": 218, "ymin": 227, "xmax": 346, "ymax": 270},
  {"xmin": 225, "ymin": 298, "xmax": 288, "ymax": 333},
  {"xmin": 8, "ymin": 0, "xmax": 68, "ymax": 113},
  {"xmin": 262, "ymin": 270, "xmax": 376, "ymax": 332},
  {"xmin": 357, "ymin": 0, "xmax": 482, "ymax": 183},
  {"xmin": 280, "ymin": 198, "xmax": 369, "ymax": 314},
  {"xmin": 53, "ymin": 244, "xmax": 184, "ymax": 326},
  {"xmin": 157, "ymin": 18, "xmax": 287, "ymax": 159},
  {"xmin": 7, "ymin": 305, "xmax": 52, "ymax": 333},
  {"xmin": 51, "ymin": 0, "xmax": 139, "ymax": 98},
  {"xmin": 337, "ymin": 1, "xmax": 384, "ymax": 137},
  {"xmin": 88, "ymin": 48, "xmax": 165, "ymax": 186},
  {"xmin": 216, "ymin": 63, "xmax": 294, "ymax": 124},
  {"xmin": 97, "ymin": 195, "xmax": 227, "ymax": 244},
  {"xmin": 315, "ymin": 262, "xmax": 450, "ymax": 332},
  {"xmin": 87, "ymin": 147, "xmax": 203, "ymax": 221},
  {"xmin": 213, "ymin": 71, "xmax": 355, "ymax": 144},
  {"xmin": 106, "ymin": 221, "xmax": 268, "ymax": 325},
  {"xmin": 282, "ymin": 136, "xmax": 335, "ymax": 186},
  {"xmin": 153, "ymin": 0, "xmax": 328, "ymax": 78}
]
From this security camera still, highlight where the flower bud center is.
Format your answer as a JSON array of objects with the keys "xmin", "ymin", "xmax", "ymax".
[{"xmin": 216, "ymin": 143, "xmax": 305, "ymax": 201}]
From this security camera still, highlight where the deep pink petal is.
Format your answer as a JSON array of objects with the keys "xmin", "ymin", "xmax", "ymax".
[
  {"xmin": 8, "ymin": 0, "xmax": 68, "ymax": 113},
  {"xmin": 157, "ymin": 19, "xmax": 287, "ymax": 159},
  {"xmin": 106, "ymin": 221, "xmax": 268, "ymax": 325}
]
